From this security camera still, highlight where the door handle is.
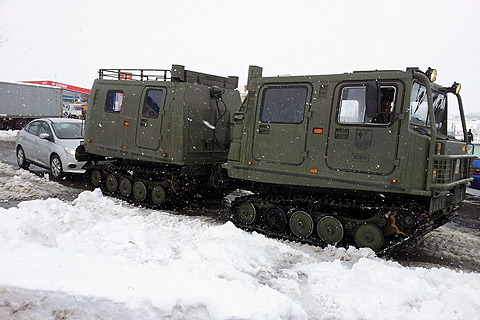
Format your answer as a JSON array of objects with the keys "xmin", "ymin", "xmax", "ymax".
[
  {"xmin": 140, "ymin": 119, "xmax": 148, "ymax": 127},
  {"xmin": 258, "ymin": 124, "xmax": 270, "ymax": 134}
]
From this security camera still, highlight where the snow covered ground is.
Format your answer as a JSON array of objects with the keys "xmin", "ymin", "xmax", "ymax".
[
  {"xmin": 1, "ymin": 162, "xmax": 480, "ymax": 319},
  {"xmin": 0, "ymin": 129, "xmax": 18, "ymax": 142}
]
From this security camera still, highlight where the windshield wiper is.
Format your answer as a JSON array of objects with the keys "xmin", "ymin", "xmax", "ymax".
[{"xmin": 414, "ymin": 90, "xmax": 426, "ymax": 114}]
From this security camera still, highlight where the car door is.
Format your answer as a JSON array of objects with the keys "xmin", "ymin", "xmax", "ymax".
[
  {"xmin": 36, "ymin": 121, "xmax": 54, "ymax": 167},
  {"xmin": 252, "ymin": 84, "xmax": 312, "ymax": 165},
  {"xmin": 21, "ymin": 121, "xmax": 41, "ymax": 163}
]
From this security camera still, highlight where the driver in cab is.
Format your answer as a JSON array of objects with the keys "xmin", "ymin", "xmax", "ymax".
[{"xmin": 372, "ymin": 98, "xmax": 393, "ymax": 124}]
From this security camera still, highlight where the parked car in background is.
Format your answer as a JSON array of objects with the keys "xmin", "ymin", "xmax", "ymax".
[
  {"xmin": 471, "ymin": 143, "xmax": 480, "ymax": 190},
  {"xmin": 16, "ymin": 118, "xmax": 86, "ymax": 179}
]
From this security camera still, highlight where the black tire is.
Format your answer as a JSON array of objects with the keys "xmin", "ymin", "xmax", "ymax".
[
  {"xmin": 50, "ymin": 154, "xmax": 63, "ymax": 179},
  {"xmin": 16, "ymin": 146, "xmax": 30, "ymax": 169}
]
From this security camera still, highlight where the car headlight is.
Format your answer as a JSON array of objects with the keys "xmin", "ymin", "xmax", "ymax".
[{"xmin": 64, "ymin": 147, "xmax": 76, "ymax": 156}]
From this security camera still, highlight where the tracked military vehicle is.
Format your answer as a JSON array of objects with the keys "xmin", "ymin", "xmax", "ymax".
[
  {"xmin": 77, "ymin": 64, "xmax": 474, "ymax": 252},
  {"xmin": 222, "ymin": 66, "xmax": 474, "ymax": 251},
  {"xmin": 76, "ymin": 65, "xmax": 241, "ymax": 205}
]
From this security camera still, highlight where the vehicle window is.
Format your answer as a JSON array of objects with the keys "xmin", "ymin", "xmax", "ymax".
[
  {"xmin": 339, "ymin": 87, "xmax": 366, "ymax": 123},
  {"xmin": 433, "ymin": 90, "xmax": 447, "ymax": 135},
  {"xmin": 474, "ymin": 145, "xmax": 480, "ymax": 158},
  {"xmin": 260, "ymin": 86, "xmax": 307, "ymax": 124},
  {"xmin": 38, "ymin": 122, "xmax": 53, "ymax": 136},
  {"xmin": 26, "ymin": 122, "xmax": 41, "ymax": 135},
  {"xmin": 52, "ymin": 122, "xmax": 84, "ymax": 139},
  {"xmin": 105, "ymin": 90, "xmax": 124, "ymax": 112},
  {"xmin": 142, "ymin": 89, "xmax": 164, "ymax": 119},
  {"xmin": 409, "ymin": 82, "xmax": 428, "ymax": 126},
  {"xmin": 339, "ymin": 85, "xmax": 396, "ymax": 124}
]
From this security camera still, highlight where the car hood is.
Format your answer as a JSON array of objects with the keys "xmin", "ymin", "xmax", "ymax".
[{"xmin": 55, "ymin": 139, "xmax": 84, "ymax": 149}]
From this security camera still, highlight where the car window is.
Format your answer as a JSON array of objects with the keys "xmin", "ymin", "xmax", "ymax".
[
  {"xmin": 51, "ymin": 122, "xmax": 84, "ymax": 139},
  {"xmin": 38, "ymin": 122, "xmax": 53, "ymax": 137},
  {"xmin": 26, "ymin": 122, "xmax": 41, "ymax": 136}
]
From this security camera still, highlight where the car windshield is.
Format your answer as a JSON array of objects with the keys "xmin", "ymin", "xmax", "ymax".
[{"xmin": 52, "ymin": 122, "xmax": 84, "ymax": 139}]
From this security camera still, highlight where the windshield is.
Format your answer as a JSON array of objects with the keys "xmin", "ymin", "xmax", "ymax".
[
  {"xmin": 474, "ymin": 145, "xmax": 480, "ymax": 158},
  {"xmin": 52, "ymin": 122, "xmax": 84, "ymax": 139},
  {"xmin": 409, "ymin": 82, "xmax": 448, "ymax": 136}
]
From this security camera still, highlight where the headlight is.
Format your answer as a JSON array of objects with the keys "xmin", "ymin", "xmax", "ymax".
[
  {"xmin": 425, "ymin": 67, "xmax": 437, "ymax": 82},
  {"xmin": 64, "ymin": 147, "xmax": 76, "ymax": 156},
  {"xmin": 452, "ymin": 82, "xmax": 461, "ymax": 94}
]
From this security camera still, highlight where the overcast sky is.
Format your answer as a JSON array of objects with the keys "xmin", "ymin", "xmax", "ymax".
[{"xmin": 1, "ymin": 0, "xmax": 479, "ymax": 114}]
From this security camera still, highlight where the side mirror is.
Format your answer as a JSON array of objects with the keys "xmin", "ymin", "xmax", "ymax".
[
  {"xmin": 366, "ymin": 81, "xmax": 380, "ymax": 117},
  {"xmin": 39, "ymin": 133, "xmax": 51, "ymax": 140}
]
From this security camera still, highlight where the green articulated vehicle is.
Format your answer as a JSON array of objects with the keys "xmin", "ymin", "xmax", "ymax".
[
  {"xmin": 223, "ymin": 66, "xmax": 474, "ymax": 252},
  {"xmin": 76, "ymin": 65, "xmax": 241, "ymax": 205},
  {"xmin": 77, "ymin": 64, "xmax": 474, "ymax": 252}
]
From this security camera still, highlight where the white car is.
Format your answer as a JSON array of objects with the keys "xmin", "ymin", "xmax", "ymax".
[{"xmin": 16, "ymin": 118, "xmax": 87, "ymax": 179}]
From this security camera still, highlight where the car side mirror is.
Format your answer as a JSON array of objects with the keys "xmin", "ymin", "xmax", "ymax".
[
  {"xmin": 39, "ymin": 133, "xmax": 51, "ymax": 140},
  {"xmin": 366, "ymin": 81, "xmax": 380, "ymax": 117}
]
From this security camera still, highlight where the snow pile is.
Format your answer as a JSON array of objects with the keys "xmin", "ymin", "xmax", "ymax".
[
  {"xmin": 0, "ymin": 129, "xmax": 18, "ymax": 141},
  {"xmin": 0, "ymin": 162, "xmax": 69, "ymax": 201},
  {"xmin": 1, "ymin": 187, "xmax": 480, "ymax": 319}
]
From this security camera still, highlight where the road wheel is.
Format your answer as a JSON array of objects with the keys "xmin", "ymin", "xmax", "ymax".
[
  {"xmin": 237, "ymin": 202, "xmax": 256, "ymax": 225},
  {"xmin": 50, "ymin": 154, "xmax": 63, "ymax": 179},
  {"xmin": 151, "ymin": 185, "xmax": 166, "ymax": 205},
  {"xmin": 354, "ymin": 223, "xmax": 384, "ymax": 251},
  {"xmin": 133, "ymin": 181, "xmax": 147, "ymax": 202},
  {"xmin": 90, "ymin": 169, "xmax": 102, "ymax": 187},
  {"xmin": 119, "ymin": 177, "xmax": 132, "ymax": 197},
  {"xmin": 16, "ymin": 146, "xmax": 30, "ymax": 169},
  {"xmin": 264, "ymin": 207, "xmax": 287, "ymax": 232},
  {"xmin": 105, "ymin": 174, "xmax": 118, "ymax": 193},
  {"xmin": 289, "ymin": 211, "xmax": 314, "ymax": 238},
  {"xmin": 317, "ymin": 216, "xmax": 344, "ymax": 244}
]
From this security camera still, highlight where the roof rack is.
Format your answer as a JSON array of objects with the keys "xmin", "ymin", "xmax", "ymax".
[
  {"xmin": 98, "ymin": 65, "xmax": 239, "ymax": 89},
  {"xmin": 98, "ymin": 69, "xmax": 170, "ymax": 81}
]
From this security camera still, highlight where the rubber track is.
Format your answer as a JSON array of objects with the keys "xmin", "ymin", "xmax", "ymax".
[{"xmin": 229, "ymin": 193, "xmax": 457, "ymax": 255}]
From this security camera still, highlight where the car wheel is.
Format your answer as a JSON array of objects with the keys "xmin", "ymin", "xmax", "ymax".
[
  {"xmin": 16, "ymin": 146, "xmax": 30, "ymax": 169},
  {"xmin": 50, "ymin": 154, "xmax": 63, "ymax": 179}
]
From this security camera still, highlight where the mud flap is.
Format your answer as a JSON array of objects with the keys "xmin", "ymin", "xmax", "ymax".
[
  {"xmin": 429, "ymin": 191, "xmax": 447, "ymax": 213},
  {"xmin": 454, "ymin": 185, "xmax": 466, "ymax": 204}
]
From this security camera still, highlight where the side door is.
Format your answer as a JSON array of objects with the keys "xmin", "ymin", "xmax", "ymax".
[
  {"xmin": 326, "ymin": 82, "xmax": 402, "ymax": 175},
  {"xmin": 36, "ymin": 121, "xmax": 54, "ymax": 167},
  {"xmin": 21, "ymin": 121, "xmax": 41, "ymax": 162},
  {"xmin": 136, "ymin": 87, "xmax": 166, "ymax": 150},
  {"xmin": 252, "ymin": 84, "xmax": 312, "ymax": 165}
]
